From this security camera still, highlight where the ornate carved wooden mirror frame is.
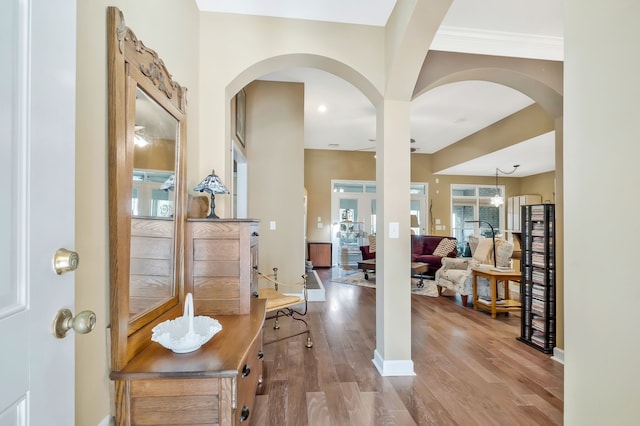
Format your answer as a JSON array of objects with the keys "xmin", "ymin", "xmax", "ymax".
[{"xmin": 107, "ymin": 6, "xmax": 187, "ymax": 370}]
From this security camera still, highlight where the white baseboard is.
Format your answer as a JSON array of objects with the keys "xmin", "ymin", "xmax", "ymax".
[
  {"xmin": 97, "ymin": 415, "xmax": 114, "ymax": 426},
  {"xmin": 372, "ymin": 349, "xmax": 416, "ymax": 376},
  {"xmin": 551, "ymin": 347, "xmax": 564, "ymax": 364},
  {"xmin": 307, "ymin": 270, "xmax": 325, "ymax": 301}
]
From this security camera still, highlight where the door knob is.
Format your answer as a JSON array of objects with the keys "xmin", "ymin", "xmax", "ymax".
[
  {"xmin": 52, "ymin": 309, "xmax": 96, "ymax": 338},
  {"xmin": 53, "ymin": 248, "xmax": 79, "ymax": 275}
]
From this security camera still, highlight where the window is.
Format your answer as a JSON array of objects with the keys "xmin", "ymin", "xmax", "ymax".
[
  {"xmin": 132, "ymin": 170, "xmax": 174, "ymax": 217},
  {"xmin": 451, "ymin": 184, "xmax": 504, "ymax": 254}
]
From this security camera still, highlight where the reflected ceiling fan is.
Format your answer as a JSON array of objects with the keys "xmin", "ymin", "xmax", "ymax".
[
  {"xmin": 355, "ymin": 138, "xmax": 418, "ymax": 152},
  {"xmin": 134, "ymin": 125, "xmax": 150, "ymax": 147}
]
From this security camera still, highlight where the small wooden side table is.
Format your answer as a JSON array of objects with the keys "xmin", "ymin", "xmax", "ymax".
[{"xmin": 471, "ymin": 267, "xmax": 522, "ymax": 318}]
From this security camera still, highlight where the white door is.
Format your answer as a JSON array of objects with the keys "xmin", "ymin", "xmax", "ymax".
[
  {"xmin": 0, "ymin": 0, "xmax": 77, "ymax": 424},
  {"xmin": 332, "ymin": 194, "xmax": 372, "ymax": 267},
  {"xmin": 410, "ymin": 196, "xmax": 428, "ymax": 235}
]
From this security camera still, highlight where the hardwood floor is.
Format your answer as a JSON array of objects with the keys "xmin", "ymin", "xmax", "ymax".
[{"xmin": 253, "ymin": 268, "xmax": 563, "ymax": 425}]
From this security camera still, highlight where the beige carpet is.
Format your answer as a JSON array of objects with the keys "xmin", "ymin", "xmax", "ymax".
[{"xmin": 329, "ymin": 271, "xmax": 440, "ymax": 297}]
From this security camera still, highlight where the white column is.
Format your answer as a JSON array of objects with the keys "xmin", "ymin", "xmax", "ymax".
[
  {"xmin": 372, "ymin": 99, "xmax": 414, "ymax": 376},
  {"xmin": 564, "ymin": 0, "xmax": 640, "ymax": 423}
]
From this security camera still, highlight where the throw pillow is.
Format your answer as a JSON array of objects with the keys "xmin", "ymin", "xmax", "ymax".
[
  {"xmin": 494, "ymin": 239, "xmax": 514, "ymax": 267},
  {"xmin": 433, "ymin": 238, "xmax": 457, "ymax": 257},
  {"xmin": 472, "ymin": 237, "xmax": 493, "ymax": 264},
  {"xmin": 368, "ymin": 235, "xmax": 376, "ymax": 253}
]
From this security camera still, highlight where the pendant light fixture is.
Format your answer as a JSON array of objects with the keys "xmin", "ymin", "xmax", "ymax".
[{"xmin": 490, "ymin": 164, "xmax": 520, "ymax": 207}]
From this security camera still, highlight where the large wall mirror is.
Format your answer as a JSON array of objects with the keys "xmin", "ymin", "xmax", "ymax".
[{"xmin": 107, "ymin": 7, "xmax": 187, "ymax": 370}]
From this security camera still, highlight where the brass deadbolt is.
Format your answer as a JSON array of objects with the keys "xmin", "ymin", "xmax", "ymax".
[{"xmin": 53, "ymin": 248, "xmax": 79, "ymax": 275}]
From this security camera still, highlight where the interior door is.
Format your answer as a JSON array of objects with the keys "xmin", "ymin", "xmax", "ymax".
[
  {"xmin": 0, "ymin": 0, "xmax": 77, "ymax": 424},
  {"xmin": 410, "ymin": 196, "xmax": 427, "ymax": 235},
  {"xmin": 332, "ymin": 195, "xmax": 373, "ymax": 267}
]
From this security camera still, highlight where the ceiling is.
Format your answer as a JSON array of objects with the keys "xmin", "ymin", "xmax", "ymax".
[{"xmin": 196, "ymin": 0, "xmax": 563, "ymax": 177}]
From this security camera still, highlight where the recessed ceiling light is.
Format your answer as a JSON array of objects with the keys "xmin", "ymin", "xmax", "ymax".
[{"xmin": 318, "ymin": 104, "xmax": 327, "ymax": 113}]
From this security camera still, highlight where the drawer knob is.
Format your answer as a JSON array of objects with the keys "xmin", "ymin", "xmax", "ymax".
[
  {"xmin": 257, "ymin": 351, "xmax": 264, "ymax": 360},
  {"xmin": 242, "ymin": 364, "xmax": 251, "ymax": 378},
  {"xmin": 240, "ymin": 405, "xmax": 250, "ymax": 422}
]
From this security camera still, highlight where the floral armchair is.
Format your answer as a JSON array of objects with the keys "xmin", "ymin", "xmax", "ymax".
[{"xmin": 435, "ymin": 236, "xmax": 514, "ymax": 306}]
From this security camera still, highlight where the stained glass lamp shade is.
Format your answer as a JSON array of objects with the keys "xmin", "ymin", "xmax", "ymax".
[{"xmin": 193, "ymin": 169, "xmax": 229, "ymax": 219}]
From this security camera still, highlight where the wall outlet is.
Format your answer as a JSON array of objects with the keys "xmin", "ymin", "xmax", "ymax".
[{"xmin": 317, "ymin": 222, "xmax": 323, "ymax": 229}]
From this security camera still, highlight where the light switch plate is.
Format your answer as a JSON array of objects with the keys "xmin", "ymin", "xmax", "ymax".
[
  {"xmin": 389, "ymin": 222, "xmax": 399, "ymax": 239},
  {"xmin": 270, "ymin": 221, "xmax": 276, "ymax": 230}
]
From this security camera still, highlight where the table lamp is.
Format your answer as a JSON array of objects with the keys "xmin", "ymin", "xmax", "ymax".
[
  {"xmin": 410, "ymin": 214, "xmax": 420, "ymax": 235},
  {"xmin": 193, "ymin": 169, "xmax": 229, "ymax": 219},
  {"xmin": 161, "ymin": 174, "xmax": 175, "ymax": 191}
]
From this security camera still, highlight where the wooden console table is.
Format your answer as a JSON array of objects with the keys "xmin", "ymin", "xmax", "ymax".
[
  {"xmin": 110, "ymin": 300, "xmax": 266, "ymax": 425},
  {"xmin": 471, "ymin": 268, "xmax": 521, "ymax": 318}
]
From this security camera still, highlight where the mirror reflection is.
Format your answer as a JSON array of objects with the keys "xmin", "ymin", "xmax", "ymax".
[
  {"xmin": 129, "ymin": 87, "xmax": 179, "ymax": 319},
  {"xmin": 132, "ymin": 88, "xmax": 177, "ymax": 218}
]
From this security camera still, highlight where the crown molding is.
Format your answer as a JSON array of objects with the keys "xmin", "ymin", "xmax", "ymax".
[{"xmin": 432, "ymin": 26, "xmax": 563, "ymax": 61}]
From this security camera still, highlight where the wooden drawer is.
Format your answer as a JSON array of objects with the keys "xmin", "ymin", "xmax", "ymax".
[
  {"xmin": 235, "ymin": 331, "xmax": 263, "ymax": 425},
  {"xmin": 194, "ymin": 239, "xmax": 240, "ymax": 261},
  {"xmin": 186, "ymin": 220, "xmax": 259, "ymax": 315},
  {"xmin": 129, "ymin": 378, "xmax": 221, "ymax": 425}
]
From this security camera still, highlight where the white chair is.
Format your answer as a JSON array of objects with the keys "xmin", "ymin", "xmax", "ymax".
[{"xmin": 435, "ymin": 236, "xmax": 514, "ymax": 306}]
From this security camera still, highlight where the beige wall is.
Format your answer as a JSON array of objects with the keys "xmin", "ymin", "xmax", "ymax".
[
  {"xmin": 305, "ymin": 149, "xmax": 549, "ymax": 242},
  {"xmin": 246, "ymin": 81, "xmax": 306, "ymax": 283},
  {"xmin": 521, "ymin": 171, "xmax": 555, "ymax": 203},
  {"xmin": 305, "ymin": 150, "xmax": 376, "ymax": 242},
  {"xmin": 76, "ymin": 1, "xmax": 199, "ymax": 424}
]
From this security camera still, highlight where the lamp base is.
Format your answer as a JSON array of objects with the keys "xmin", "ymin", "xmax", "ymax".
[{"xmin": 206, "ymin": 194, "xmax": 220, "ymax": 219}]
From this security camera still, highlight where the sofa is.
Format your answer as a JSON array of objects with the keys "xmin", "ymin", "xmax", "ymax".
[
  {"xmin": 435, "ymin": 235, "xmax": 515, "ymax": 306},
  {"xmin": 359, "ymin": 234, "xmax": 458, "ymax": 276},
  {"xmin": 411, "ymin": 235, "xmax": 458, "ymax": 275}
]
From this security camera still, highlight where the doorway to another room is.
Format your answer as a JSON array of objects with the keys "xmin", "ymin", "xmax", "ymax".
[{"xmin": 330, "ymin": 180, "xmax": 428, "ymax": 269}]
